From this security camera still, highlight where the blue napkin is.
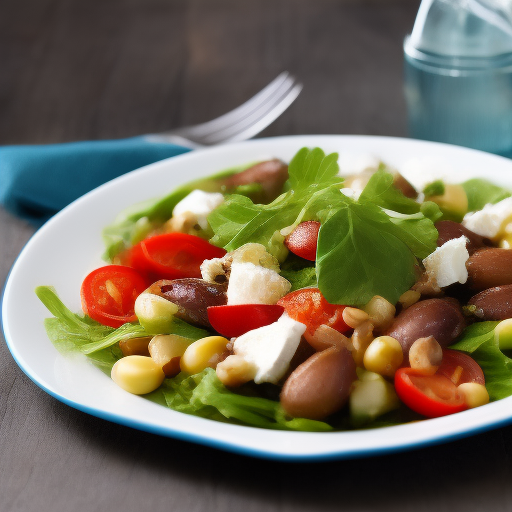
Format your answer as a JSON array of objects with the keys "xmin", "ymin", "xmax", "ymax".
[{"xmin": 0, "ymin": 136, "xmax": 191, "ymax": 224}]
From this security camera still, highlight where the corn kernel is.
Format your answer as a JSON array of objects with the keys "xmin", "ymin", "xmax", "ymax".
[
  {"xmin": 149, "ymin": 334, "xmax": 192, "ymax": 377},
  {"xmin": 363, "ymin": 336, "xmax": 403, "ymax": 378},
  {"xmin": 216, "ymin": 355, "xmax": 257, "ymax": 387},
  {"xmin": 111, "ymin": 355, "xmax": 165, "ymax": 395},
  {"xmin": 458, "ymin": 382, "xmax": 490, "ymax": 408},
  {"xmin": 363, "ymin": 296, "xmax": 396, "ymax": 331},
  {"xmin": 180, "ymin": 336, "xmax": 230, "ymax": 374},
  {"xmin": 134, "ymin": 293, "xmax": 179, "ymax": 334},
  {"xmin": 494, "ymin": 319, "xmax": 512, "ymax": 350}
]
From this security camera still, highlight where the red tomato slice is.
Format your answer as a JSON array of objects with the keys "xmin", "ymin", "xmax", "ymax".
[
  {"xmin": 284, "ymin": 221, "xmax": 320, "ymax": 261},
  {"xmin": 80, "ymin": 265, "xmax": 147, "ymax": 328},
  {"xmin": 437, "ymin": 349, "xmax": 485, "ymax": 386},
  {"xmin": 277, "ymin": 288, "xmax": 349, "ymax": 335},
  {"xmin": 395, "ymin": 368, "xmax": 467, "ymax": 418},
  {"xmin": 207, "ymin": 304, "xmax": 285, "ymax": 338},
  {"xmin": 119, "ymin": 233, "xmax": 226, "ymax": 281}
]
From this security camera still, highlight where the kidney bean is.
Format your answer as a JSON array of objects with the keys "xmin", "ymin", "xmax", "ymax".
[
  {"xmin": 468, "ymin": 285, "xmax": 512, "ymax": 320},
  {"xmin": 384, "ymin": 298, "xmax": 466, "ymax": 364},
  {"xmin": 435, "ymin": 220, "xmax": 492, "ymax": 254},
  {"xmin": 466, "ymin": 248, "xmax": 512, "ymax": 290},
  {"xmin": 223, "ymin": 159, "xmax": 289, "ymax": 204},
  {"xmin": 280, "ymin": 345, "xmax": 357, "ymax": 420},
  {"xmin": 152, "ymin": 278, "xmax": 227, "ymax": 328}
]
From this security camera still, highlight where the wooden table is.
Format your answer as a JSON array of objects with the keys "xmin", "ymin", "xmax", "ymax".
[{"xmin": 2, "ymin": 1, "xmax": 512, "ymax": 511}]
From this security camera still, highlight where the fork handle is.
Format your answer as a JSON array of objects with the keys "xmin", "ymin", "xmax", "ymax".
[{"xmin": 0, "ymin": 136, "xmax": 191, "ymax": 222}]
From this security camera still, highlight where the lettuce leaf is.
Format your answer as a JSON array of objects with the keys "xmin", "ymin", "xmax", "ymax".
[
  {"xmin": 450, "ymin": 321, "xmax": 512, "ymax": 401},
  {"xmin": 461, "ymin": 178, "xmax": 511, "ymax": 212},
  {"xmin": 162, "ymin": 368, "xmax": 332, "ymax": 431},
  {"xmin": 36, "ymin": 286, "xmax": 209, "ymax": 356}
]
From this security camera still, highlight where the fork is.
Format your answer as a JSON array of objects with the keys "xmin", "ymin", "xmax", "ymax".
[
  {"xmin": 146, "ymin": 72, "xmax": 302, "ymax": 147},
  {"xmin": 0, "ymin": 72, "xmax": 303, "ymax": 221}
]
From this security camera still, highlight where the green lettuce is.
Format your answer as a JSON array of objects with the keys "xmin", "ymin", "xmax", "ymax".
[
  {"xmin": 102, "ymin": 163, "xmax": 260, "ymax": 260},
  {"xmin": 162, "ymin": 368, "xmax": 332, "ymax": 431},
  {"xmin": 450, "ymin": 321, "xmax": 512, "ymax": 401}
]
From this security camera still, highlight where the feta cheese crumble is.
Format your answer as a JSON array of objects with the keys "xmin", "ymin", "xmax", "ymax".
[
  {"xmin": 233, "ymin": 314, "xmax": 306, "ymax": 384},
  {"xmin": 227, "ymin": 261, "xmax": 291, "ymax": 305},
  {"xmin": 172, "ymin": 190, "xmax": 225, "ymax": 230},
  {"xmin": 422, "ymin": 236, "xmax": 469, "ymax": 288},
  {"xmin": 462, "ymin": 197, "xmax": 512, "ymax": 239}
]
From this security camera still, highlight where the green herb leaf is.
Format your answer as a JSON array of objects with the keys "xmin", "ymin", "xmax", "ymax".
[
  {"xmin": 462, "ymin": 178, "xmax": 511, "ymax": 212},
  {"xmin": 359, "ymin": 169, "xmax": 420, "ymax": 215},
  {"xmin": 316, "ymin": 201, "xmax": 418, "ymax": 306},
  {"xmin": 209, "ymin": 148, "xmax": 344, "ymax": 259},
  {"xmin": 280, "ymin": 267, "xmax": 317, "ymax": 291}
]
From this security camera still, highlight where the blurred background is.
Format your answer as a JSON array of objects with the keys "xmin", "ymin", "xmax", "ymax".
[{"xmin": 1, "ymin": 0, "xmax": 419, "ymax": 146}]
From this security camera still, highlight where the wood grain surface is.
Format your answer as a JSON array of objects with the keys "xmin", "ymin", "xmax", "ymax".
[{"xmin": 2, "ymin": 1, "xmax": 512, "ymax": 511}]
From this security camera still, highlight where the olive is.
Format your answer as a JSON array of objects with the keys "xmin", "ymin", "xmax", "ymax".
[{"xmin": 384, "ymin": 298, "xmax": 465, "ymax": 364}]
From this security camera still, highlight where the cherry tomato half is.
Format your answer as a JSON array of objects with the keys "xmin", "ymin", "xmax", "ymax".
[
  {"xmin": 119, "ymin": 233, "xmax": 226, "ymax": 281},
  {"xmin": 284, "ymin": 221, "xmax": 321, "ymax": 261},
  {"xmin": 395, "ymin": 368, "xmax": 468, "ymax": 418},
  {"xmin": 437, "ymin": 349, "xmax": 485, "ymax": 386},
  {"xmin": 277, "ymin": 288, "xmax": 349, "ymax": 335},
  {"xmin": 207, "ymin": 304, "xmax": 284, "ymax": 338},
  {"xmin": 80, "ymin": 265, "xmax": 147, "ymax": 328}
]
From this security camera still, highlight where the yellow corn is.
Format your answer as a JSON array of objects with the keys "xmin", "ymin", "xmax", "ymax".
[
  {"xmin": 180, "ymin": 336, "xmax": 230, "ymax": 374},
  {"xmin": 342, "ymin": 307, "xmax": 369, "ymax": 329},
  {"xmin": 458, "ymin": 382, "xmax": 489, "ymax": 408},
  {"xmin": 111, "ymin": 355, "xmax": 165, "ymax": 395},
  {"xmin": 149, "ymin": 334, "xmax": 192, "ymax": 377},
  {"xmin": 363, "ymin": 336, "xmax": 403, "ymax": 378}
]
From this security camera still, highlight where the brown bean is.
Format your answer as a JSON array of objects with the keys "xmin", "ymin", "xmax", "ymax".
[
  {"xmin": 466, "ymin": 248, "xmax": 512, "ymax": 290},
  {"xmin": 280, "ymin": 345, "xmax": 357, "ymax": 420},
  {"xmin": 468, "ymin": 285, "xmax": 512, "ymax": 320},
  {"xmin": 435, "ymin": 220, "xmax": 492, "ymax": 254},
  {"xmin": 223, "ymin": 159, "xmax": 288, "ymax": 204},
  {"xmin": 384, "ymin": 298, "xmax": 465, "ymax": 364},
  {"xmin": 156, "ymin": 278, "xmax": 227, "ymax": 328}
]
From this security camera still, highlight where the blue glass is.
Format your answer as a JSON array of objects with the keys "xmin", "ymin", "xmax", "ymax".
[{"xmin": 404, "ymin": 0, "xmax": 512, "ymax": 157}]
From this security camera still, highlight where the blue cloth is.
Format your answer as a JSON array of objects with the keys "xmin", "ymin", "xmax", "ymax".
[{"xmin": 0, "ymin": 136, "xmax": 191, "ymax": 223}]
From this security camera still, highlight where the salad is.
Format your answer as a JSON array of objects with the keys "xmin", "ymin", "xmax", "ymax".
[{"xmin": 37, "ymin": 147, "xmax": 512, "ymax": 431}]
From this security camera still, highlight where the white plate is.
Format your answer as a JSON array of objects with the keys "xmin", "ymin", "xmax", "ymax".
[{"xmin": 4, "ymin": 135, "xmax": 512, "ymax": 461}]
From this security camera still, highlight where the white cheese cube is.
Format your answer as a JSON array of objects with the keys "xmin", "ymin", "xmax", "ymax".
[
  {"xmin": 422, "ymin": 236, "xmax": 469, "ymax": 288},
  {"xmin": 462, "ymin": 197, "xmax": 512, "ymax": 239},
  {"xmin": 233, "ymin": 314, "xmax": 306, "ymax": 384},
  {"xmin": 172, "ymin": 190, "xmax": 225, "ymax": 230},
  {"xmin": 227, "ymin": 262, "xmax": 291, "ymax": 305}
]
